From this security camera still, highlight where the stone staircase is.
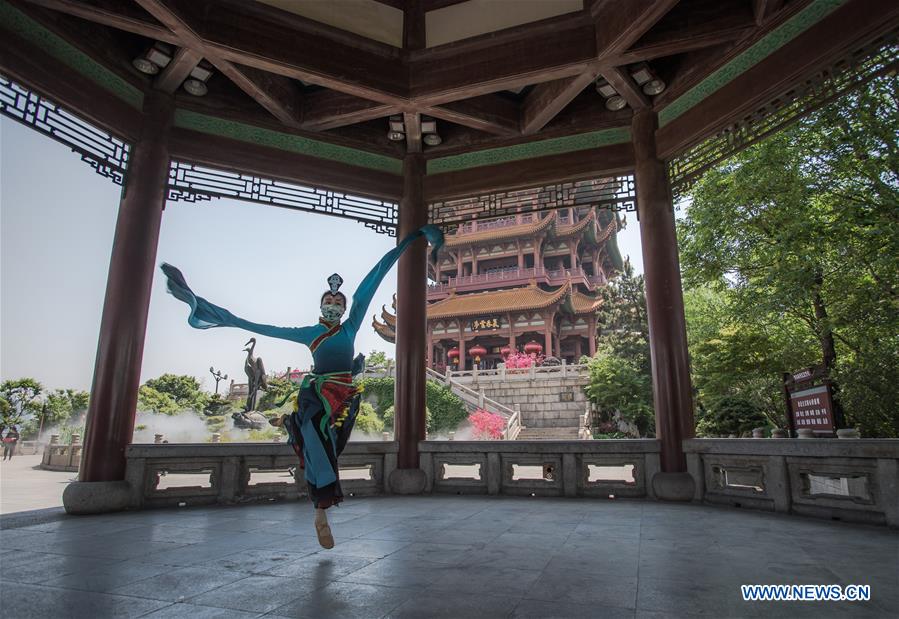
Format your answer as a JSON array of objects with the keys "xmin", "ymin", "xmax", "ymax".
[
  {"xmin": 515, "ymin": 426, "xmax": 580, "ymax": 440},
  {"xmin": 449, "ymin": 367, "xmax": 591, "ymax": 440}
]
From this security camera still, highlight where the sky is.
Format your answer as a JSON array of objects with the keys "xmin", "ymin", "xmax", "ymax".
[{"xmin": 0, "ymin": 117, "xmax": 645, "ymax": 393}]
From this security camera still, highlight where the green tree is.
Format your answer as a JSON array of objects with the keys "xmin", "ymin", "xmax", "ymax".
[
  {"xmin": 355, "ymin": 401, "xmax": 385, "ymax": 435},
  {"xmin": 585, "ymin": 263, "xmax": 654, "ymax": 436},
  {"xmin": 425, "ymin": 381, "xmax": 467, "ymax": 434},
  {"xmin": 0, "ymin": 378, "xmax": 43, "ymax": 425},
  {"xmin": 44, "ymin": 389, "xmax": 90, "ymax": 426},
  {"xmin": 679, "ymin": 75, "xmax": 899, "ymax": 437},
  {"xmin": 137, "ymin": 385, "xmax": 179, "ymax": 415},
  {"xmin": 256, "ymin": 376, "xmax": 295, "ymax": 412},
  {"xmin": 365, "ymin": 350, "xmax": 390, "ymax": 367},
  {"xmin": 585, "ymin": 346, "xmax": 653, "ymax": 437},
  {"xmin": 143, "ymin": 374, "xmax": 208, "ymax": 412},
  {"xmin": 696, "ymin": 396, "xmax": 769, "ymax": 437}
]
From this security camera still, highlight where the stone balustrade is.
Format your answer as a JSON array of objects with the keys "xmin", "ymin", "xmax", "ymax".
[
  {"xmin": 40, "ymin": 435, "xmax": 82, "ymax": 471},
  {"xmin": 117, "ymin": 438, "xmax": 898, "ymax": 528},
  {"xmin": 124, "ymin": 441, "xmax": 397, "ymax": 509},
  {"xmin": 684, "ymin": 439, "xmax": 899, "ymax": 527},
  {"xmin": 420, "ymin": 439, "xmax": 660, "ymax": 498}
]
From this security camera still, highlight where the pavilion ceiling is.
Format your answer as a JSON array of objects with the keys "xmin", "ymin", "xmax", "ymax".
[{"xmin": 1, "ymin": 0, "xmax": 897, "ymax": 202}]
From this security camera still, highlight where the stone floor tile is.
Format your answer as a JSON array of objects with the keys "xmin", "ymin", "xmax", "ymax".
[
  {"xmin": 41, "ymin": 559, "xmax": 172, "ymax": 592},
  {"xmin": 261, "ymin": 550, "xmax": 374, "ymax": 581},
  {"xmin": 0, "ymin": 552, "xmax": 111, "ymax": 584},
  {"xmin": 209, "ymin": 548, "xmax": 319, "ymax": 573},
  {"xmin": 188, "ymin": 574, "xmax": 318, "ymax": 613},
  {"xmin": 387, "ymin": 591, "xmax": 520, "ymax": 618},
  {"xmin": 139, "ymin": 601, "xmax": 264, "ymax": 618},
  {"xmin": 110, "ymin": 565, "xmax": 252, "ymax": 602},
  {"xmin": 524, "ymin": 571, "xmax": 638, "ymax": 610},
  {"xmin": 512, "ymin": 599, "xmax": 635, "ymax": 618},
  {"xmin": 267, "ymin": 581, "xmax": 417, "ymax": 619},
  {"xmin": 0, "ymin": 580, "xmax": 170, "ymax": 618}
]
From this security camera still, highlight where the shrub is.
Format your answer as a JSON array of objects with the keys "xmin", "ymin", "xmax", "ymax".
[{"xmin": 468, "ymin": 409, "xmax": 505, "ymax": 439}]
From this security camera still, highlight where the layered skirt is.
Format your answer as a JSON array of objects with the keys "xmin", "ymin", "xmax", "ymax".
[{"xmin": 282, "ymin": 372, "xmax": 360, "ymax": 508}]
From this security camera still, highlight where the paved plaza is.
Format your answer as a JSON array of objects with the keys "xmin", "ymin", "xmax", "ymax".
[
  {"xmin": 0, "ymin": 494, "xmax": 895, "ymax": 618},
  {"xmin": 0, "ymin": 454, "xmax": 71, "ymax": 514}
]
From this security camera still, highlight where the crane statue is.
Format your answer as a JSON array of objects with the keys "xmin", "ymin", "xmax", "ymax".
[{"xmin": 243, "ymin": 337, "xmax": 267, "ymax": 412}]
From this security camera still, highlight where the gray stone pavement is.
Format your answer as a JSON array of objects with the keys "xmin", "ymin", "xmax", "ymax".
[
  {"xmin": 0, "ymin": 454, "xmax": 72, "ymax": 514},
  {"xmin": 0, "ymin": 495, "xmax": 896, "ymax": 618}
]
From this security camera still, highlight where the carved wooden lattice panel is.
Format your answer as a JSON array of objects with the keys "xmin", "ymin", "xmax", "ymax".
[
  {"xmin": 429, "ymin": 176, "xmax": 636, "ymax": 228},
  {"xmin": 167, "ymin": 160, "xmax": 399, "ymax": 236},
  {"xmin": 0, "ymin": 75, "xmax": 130, "ymax": 184},
  {"xmin": 669, "ymin": 33, "xmax": 899, "ymax": 199}
]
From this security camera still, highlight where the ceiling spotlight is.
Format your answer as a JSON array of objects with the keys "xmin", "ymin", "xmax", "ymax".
[
  {"xmin": 421, "ymin": 116, "xmax": 437, "ymax": 134},
  {"xmin": 189, "ymin": 62, "xmax": 214, "ymax": 82},
  {"xmin": 423, "ymin": 133, "xmax": 442, "ymax": 146},
  {"xmin": 595, "ymin": 77, "xmax": 617, "ymax": 98},
  {"xmin": 630, "ymin": 63, "xmax": 652, "ymax": 86},
  {"xmin": 145, "ymin": 42, "xmax": 172, "ymax": 68},
  {"xmin": 389, "ymin": 115, "xmax": 405, "ymax": 133},
  {"xmin": 132, "ymin": 57, "xmax": 159, "ymax": 75},
  {"xmin": 388, "ymin": 130, "xmax": 405, "ymax": 141},
  {"xmin": 605, "ymin": 95, "xmax": 627, "ymax": 111},
  {"xmin": 183, "ymin": 78, "xmax": 208, "ymax": 96},
  {"xmin": 642, "ymin": 79, "xmax": 666, "ymax": 95}
]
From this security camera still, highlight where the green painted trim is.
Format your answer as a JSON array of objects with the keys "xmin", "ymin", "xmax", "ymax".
[
  {"xmin": 659, "ymin": 0, "xmax": 846, "ymax": 127},
  {"xmin": 0, "ymin": 0, "xmax": 143, "ymax": 108},
  {"xmin": 174, "ymin": 110, "xmax": 403, "ymax": 174},
  {"xmin": 427, "ymin": 127, "xmax": 631, "ymax": 174}
]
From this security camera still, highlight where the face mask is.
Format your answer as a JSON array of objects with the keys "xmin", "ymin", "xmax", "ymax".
[{"xmin": 321, "ymin": 303, "xmax": 345, "ymax": 323}]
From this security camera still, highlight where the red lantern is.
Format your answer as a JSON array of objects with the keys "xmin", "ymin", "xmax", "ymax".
[
  {"xmin": 524, "ymin": 340, "xmax": 543, "ymax": 356},
  {"xmin": 469, "ymin": 344, "xmax": 488, "ymax": 362},
  {"xmin": 500, "ymin": 346, "xmax": 512, "ymax": 357},
  {"xmin": 447, "ymin": 347, "xmax": 460, "ymax": 365}
]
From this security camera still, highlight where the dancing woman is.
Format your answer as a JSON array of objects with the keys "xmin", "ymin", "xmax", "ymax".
[{"xmin": 160, "ymin": 224, "xmax": 442, "ymax": 548}]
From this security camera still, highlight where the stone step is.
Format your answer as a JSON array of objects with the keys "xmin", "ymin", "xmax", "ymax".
[{"xmin": 515, "ymin": 427, "xmax": 580, "ymax": 440}]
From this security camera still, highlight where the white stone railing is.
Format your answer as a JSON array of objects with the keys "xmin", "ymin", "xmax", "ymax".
[
  {"xmin": 124, "ymin": 442, "xmax": 397, "ymax": 509},
  {"xmin": 426, "ymin": 366, "xmax": 522, "ymax": 440},
  {"xmin": 420, "ymin": 439, "xmax": 660, "ymax": 498},
  {"xmin": 684, "ymin": 439, "xmax": 899, "ymax": 528},
  {"xmin": 41, "ymin": 437, "xmax": 82, "ymax": 471},
  {"xmin": 447, "ymin": 362, "xmax": 590, "ymax": 383}
]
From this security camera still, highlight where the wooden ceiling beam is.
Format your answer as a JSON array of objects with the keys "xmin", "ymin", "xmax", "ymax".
[
  {"xmin": 520, "ymin": 70, "xmax": 599, "ymax": 135},
  {"xmin": 593, "ymin": 0, "xmax": 681, "ymax": 58},
  {"xmin": 403, "ymin": 0, "xmax": 425, "ymax": 51},
  {"xmin": 154, "ymin": 46, "xmax": 201, "ymax": 94},
  {"xmin": 657, "ymin": 0, "xmax": 899, "ymax": 159},
  {"xmin": 753, "ymin": 0, "xmax": 785, "ymax": 26},
  {"xmin": 134, "ymin": 0, "xmax": 302, "ymax": 127},
  {"xmin": 611, "ymin": 21, "xmax": 754, "ymax": 65},
  {"xmin": 21, "ymin": 0, "xmax": 180, "ymax": 43},
  {"xmin": 404, "ymin": 111, "xmax": 422, "ymax": 153},
  {"xmin": 600, "ymin": 66, "xmax": 649, "ymax": 110},
  {"xmin": 423, "ymin": 94, "xmax": 520, "ymax": 136},
  {"xmin": 424, "ymin": 142, "xmax": 635, "ymax": 201},
  {"xmin": 0, "ymin": 26, "xmax": 141, "ymax": 139},
  {"xmin": 301, "ymin": 90, "xmax": 398, "ymax": 132},
  {"xmin": 410, "ymin": 17, "xmax": 597, "ymax": 105},
  {"xmin": 169, "ymin": 129, "xmax": 403, "ymax": 201}
]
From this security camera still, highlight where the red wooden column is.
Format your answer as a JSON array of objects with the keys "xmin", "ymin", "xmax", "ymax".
[
  {"xmin": 394, "ymin": 153, "xmax": 428, "ymax": 472},
  {"xmin": 80, "ymin": 90, "xmax": 173, "ymax": 483},
  {"xmin": 632, "ymin": 110, "xmax": 695, "ymax": 486}
]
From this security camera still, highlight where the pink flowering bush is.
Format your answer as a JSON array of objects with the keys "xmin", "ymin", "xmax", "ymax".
[
  {"xmin": 468, "ymin": 408, "xmax": 505, "ymax": 440},
  {"xmin": 503, "ymin": 350, "xmax": 545, "ymax": 370}
]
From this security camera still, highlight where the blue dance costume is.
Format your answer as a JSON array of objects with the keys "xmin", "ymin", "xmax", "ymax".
[{"xmin": 161, "ymin": 224, "xmax": 443, "ymax": 507}]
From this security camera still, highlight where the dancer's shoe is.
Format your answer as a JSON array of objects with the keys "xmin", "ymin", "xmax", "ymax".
[{"xmin": 315, "ymin": 520, "xmax": 335, "ymax": 549}]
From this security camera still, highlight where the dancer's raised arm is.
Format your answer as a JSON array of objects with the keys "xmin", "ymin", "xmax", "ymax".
[
  {"xmin": 160, "ymin": 263, "xmax": 320, "ymax": 345},
  {"xmin": 343, "ymin": 224, "xmax": 443, "ymax": 336}
]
